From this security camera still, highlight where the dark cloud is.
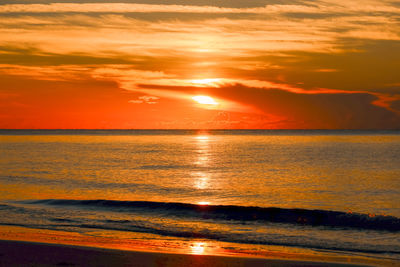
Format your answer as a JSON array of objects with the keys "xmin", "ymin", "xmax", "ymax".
[
  {"xmin": 121, "ymin": 12, "xmax": 255, "ymax": 21},
  {"xmin": 282, "ymin": 12, "xmax": 349, "ymax": 19},
  {"xmin": 138, "ymin": 83, "xmax": 400, "ymax": 129},
  {"xmin": 0, "ymin": 46, "xmax": 134, "ymax": 65},
  {"xmin": 0, "ymin": 0, "xmax": 314, "ymax": 8},
  {"xmin": 0, "ymin": 12, "xmax": 258, "ymax": 23},
  {"xmin": 231, "ymin": 39, "xmax": 400, "ymax": 94},
  {"xmin": 214, "ymin": 84, "xmax": 400, "ymax": 129},
  {"xmin": 390, "ymin": 100, "xmax": 400, "ymax": 113}
]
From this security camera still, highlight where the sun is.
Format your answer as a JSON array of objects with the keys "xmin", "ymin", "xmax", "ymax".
[{"xmin": 192, "ymin": 95, "xmax": 218, "ymax": 105}]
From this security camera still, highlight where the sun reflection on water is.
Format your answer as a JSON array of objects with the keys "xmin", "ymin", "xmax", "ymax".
[
  {"xmin": 195, "ymin": 155, "xmax": 208, "ymax": 166},
  {"xmin": 190, "ymin": 242, "xmax": 206, "ymax": 255},
  {"xmin": 193, "ymin": 172, "xmax": 209, "ymax": 189},
  {"xmin": 195, "ymin": 135, "xmax": 210, "ymax": 141},
  {"xmin": 191, "ymin": 135, "xmax": 212, "ymax": 190}
]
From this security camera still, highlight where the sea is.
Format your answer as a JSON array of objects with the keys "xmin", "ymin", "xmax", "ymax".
[{"xmin": 0, "ymin": 130, "xmax": 399, "ymax": 264}]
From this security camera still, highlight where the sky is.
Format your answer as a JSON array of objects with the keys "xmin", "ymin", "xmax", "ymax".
[{"xmin": 0, "ymin": 0, "xmax": 399, "ymax": 129}]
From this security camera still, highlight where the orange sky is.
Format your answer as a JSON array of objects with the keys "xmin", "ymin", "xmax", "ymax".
[{"xmin": 1, "ymin": 0, "xmax": 400, "ymax": 129}]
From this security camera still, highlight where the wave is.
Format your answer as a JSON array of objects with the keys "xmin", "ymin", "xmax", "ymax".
[
  {"xmin": 25, "ymin": 199, "xmax": 400, "ymax": 232},
  {"xmin": 1, "ymin": 217, "xmax": 398, "ymax": 255}
]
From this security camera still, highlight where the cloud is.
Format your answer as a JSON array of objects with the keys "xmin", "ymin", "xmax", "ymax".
[
  {"xmin": 0, "ymin": 64, "xmax": 93, "ymax": 81},
  {"xmin": 131, "ymin": 82, "xmax": 400, "ymax": 129},
  {"xmin": 128, "ymin": 99, "xmax": 143, "ymax": 104},
  {"xmin": 1, "ymin": 1, "xmax": 399, "ymax": 14},
  {"xmin": 0, "ymin": 3, "xmax": 314, "ymax": 14},
  {"xmin": 1, "ymin": 0, "xmax": 399, "ymax": 60},
  {"xmin": 215, "ymin": 84, "xmax": 400, "ymax": 129},
  {"xmin": 2, "ymin": 60, "xmax": 398, "ymax": 128},
  {"xmin": 0, "ymin": 0, "xmax": 305, "ymax": 9},
  {"xmin": 129, "ymin": 95, "xmax": 160, "ymax": 104},
  {"xmin": 139, "ymin": 95, "xmax": 159, "ymax": 101},
  {"xmin": 0, "ymin": 0, "xmax": 399, "ymax": 129}
]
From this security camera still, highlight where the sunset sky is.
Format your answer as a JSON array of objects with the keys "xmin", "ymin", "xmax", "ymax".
[{"xmin": 1, "ymin": 0, "xmax": 399, "ymax": 129}]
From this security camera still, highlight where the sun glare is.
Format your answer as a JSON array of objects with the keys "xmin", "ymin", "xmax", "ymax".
[
  {"xmin": 190, "ymin": 242, "xmax": 206, "ymax": 255},
  {"xmin": 192, "ymin": 95, "xmax": 219, "ymax": 105}
]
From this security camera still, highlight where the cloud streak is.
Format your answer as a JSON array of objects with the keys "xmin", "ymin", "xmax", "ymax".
[
  {"xmin": 1, "ymin": 1, "xmax": 399, "ymax": 14},
  {"xmin": 0, "ymin": 0, "xmax": 399, "ymax": 128}
]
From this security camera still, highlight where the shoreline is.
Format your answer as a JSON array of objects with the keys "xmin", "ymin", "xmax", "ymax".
[
  {"xmin": 0, "ymin": 239, "xmax": 369, "ymax": 267},
  {"xmin": 0, "ymin": 225, "xmax": 389, "ymax": 266}
]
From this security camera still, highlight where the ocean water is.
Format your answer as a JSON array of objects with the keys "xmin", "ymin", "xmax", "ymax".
[{"xmin": 0, "ymin": 130, "xmax": 399, "ymax": 262}]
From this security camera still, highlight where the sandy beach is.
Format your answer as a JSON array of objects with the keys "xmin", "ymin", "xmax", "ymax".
[{"xmin": 0, "ymin": 239, "xmax": 371, "ymax": 267}]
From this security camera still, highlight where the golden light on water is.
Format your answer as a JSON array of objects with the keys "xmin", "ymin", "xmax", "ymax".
[
  {"xmin": 195, "ymin": 135, "xmax": 210, "ymax": 141},
  {"xmin": 192, "ymin": 134, "xmax": 211, "ymax": 190},
  {"xmin": 190, "ymin": 242, "xmax": 206, "ymax": 255},
  {"xmin": 193, "ymin": 172, "xmax": 209, "ymax": 189}
]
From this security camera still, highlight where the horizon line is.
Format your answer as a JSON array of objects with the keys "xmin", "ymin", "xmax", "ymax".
[{"xmin": 1, "ymin": 129, "xmax": 399, "ymax": 131}]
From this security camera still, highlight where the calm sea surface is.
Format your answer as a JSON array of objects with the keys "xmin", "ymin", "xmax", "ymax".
[{"xmin": 0, "ymin": 130, "xmax": 399, "ymax": 261}]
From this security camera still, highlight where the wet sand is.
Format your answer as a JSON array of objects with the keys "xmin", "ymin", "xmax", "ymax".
[{"xmin": 0, "ymin": 239, "xmax": 370, "ymax": 267}]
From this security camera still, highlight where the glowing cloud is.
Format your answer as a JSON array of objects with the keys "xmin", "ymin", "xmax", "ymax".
[{"xmin": 190, "ymin": 79, "xmax": 222, "ymax": 87}]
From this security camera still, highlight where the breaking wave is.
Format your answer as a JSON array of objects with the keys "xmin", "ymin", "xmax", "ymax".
[{"xmin": 26, "ymin": 199, "xmax": 400, "ymax": 232}]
